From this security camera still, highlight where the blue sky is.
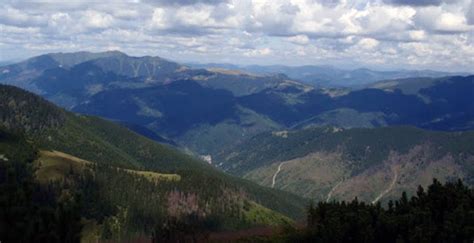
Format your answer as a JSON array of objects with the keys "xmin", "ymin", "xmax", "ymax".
[{"xmin": 1, "ymin": 0, "xmax": 473, "ymax": 71}]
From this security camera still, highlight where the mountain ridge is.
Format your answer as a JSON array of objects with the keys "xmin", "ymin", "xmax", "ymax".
[
  {"xmin": 189, "ymin": 62, "xmax": 469, "ymax": 87},
  {"xmin": 0, "ymin": 83, "xmax": 308, "ymax": 240},
  {"xmin": 1, "ymin": 51, "xmax": 473, "ymax": 158}
]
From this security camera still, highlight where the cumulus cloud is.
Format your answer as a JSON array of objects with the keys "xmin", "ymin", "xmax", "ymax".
[
  {"xmin": 287, "ymin": 35, "xmax": 310, "ymax": 45},
  {"xmin": 384, "ymin": 0, "xmax": 460, "ymax": 6},
  {"xmin": 243, "ymin": 47, "xmax": 272, "ymax": 57},
  {"xmin": 0, "ymin": 6, "xmax": 46, "ymax": 27},
  {"xmin": 414, "ymin": 6, "xmax": 471, "ymax": 33},
  {"xmin": 357, "ymin": 38, "xmax": 380, "ymax": 49},
  {"xmin": 467, "ymin": 0, "xmax": 474, "ymax": 25},
  {"xmin": 0, "ymin": 0, "xmax": 472, "ymax": 72},
  {"xmin": 385, "ymin": 0, "xmax": 443, "ymax": 6},
  {"xmin": 82, "ymin": 10, "xmax": 115, "ymax": 29},
  {"xmin": 142, "ymin": 0, "xmax": 229, "ymax": 6}
]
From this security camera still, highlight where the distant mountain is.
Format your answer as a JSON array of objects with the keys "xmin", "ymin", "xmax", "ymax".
[
  {"xmin": 1, "ymin": 52, "xmax": 473, "ymax": 240},
  {"xmin": 72, "ymin": 79, "xmax": 285, "ymax": 156},
  {"xmin": 0, "ymin": 51, "xmax": 307, "ymax": 155},
  {"xmin": 0, "ymin": 51, "xmax": 296, "ymax": 108},
  {"xmin": 190, "ymin": 63, "xmax": 468, "ymax": 87},
  {"xmin": 237, "ymin": 75, "xmax": 474, "ymax": 130},
  {"xmin": 0, "ymin": 51, "xmax": 188, "ymax": 107},
  {"xmin": 1, "ymin": 52, "xmax": 473, "ymax": 158},
  {"xmin": 0, "ymin": 84, "xmax": 307, "ymax": 240},
  {"xmin": 216, "ymin": 126, "xmax": 474, "ymax": 203}
]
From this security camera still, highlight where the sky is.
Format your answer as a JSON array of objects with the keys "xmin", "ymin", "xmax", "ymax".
[{"xmin": 0, "ymin": 0, "xmax": 473, "ymax": 71}]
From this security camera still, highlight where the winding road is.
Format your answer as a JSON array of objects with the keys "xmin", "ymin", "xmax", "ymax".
[
  {"xmin": 271, "ymin": 162, "xmax": 289, "ymax": 188},
  {"xmin": 326, "ymin": 180, "xmax": 343, "ymax": 202},
  {"xmin": 372, "ymin": 169, "xmax": 398, "ymax": 204}
]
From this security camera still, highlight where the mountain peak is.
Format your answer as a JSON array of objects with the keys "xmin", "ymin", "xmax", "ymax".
[{"xmin": 101, "ymin": 50, "xmax": 128, "ymax": 56}]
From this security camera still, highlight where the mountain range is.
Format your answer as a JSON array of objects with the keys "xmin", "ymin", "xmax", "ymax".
[
  {"xmin": 1, "ymin": 51, "xmax": 473, "ymax": 159},
  {"xmin": 1, "ymin": 51, "xmax": 474, "ymax": 241},
  {"xmin": 189, "ymin": 63, "xmax": 469, "ymax": 87}
]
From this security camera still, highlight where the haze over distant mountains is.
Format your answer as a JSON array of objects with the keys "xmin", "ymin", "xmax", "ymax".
[
  {"xmin": 1, "ymin": 51, "xmax": 473, "ymax": 158},
  {"xmin": 1, "ymin": 51, "xmax": 474, "ymax": 241},
  {"xmin": 2, "ymin": 0, "xmax": 474, "ymax": 240},
  {"xmin": 190, "ymin": 62, "xmax": 470, "ymax": 87}
]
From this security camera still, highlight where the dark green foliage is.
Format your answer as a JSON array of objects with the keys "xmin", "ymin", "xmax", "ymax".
[
  {"xmin": 0, "ymin": 84, "xmax": 65, "ymax": 134},
  {"xmin": 220, "ymin": 126, "xmax": 474, "ymax": 177},
  {"xmin": 68, "ymin": 163, "xmax": 285, "ymax": 240},
  {"xmin": 0, "ymin": 84, "xmax": 307, "ymax": 240},
  {"xmin": 0, "ymin": 129, "xmax": 82, "ymax": 242},
  {"xmin": 291, "ymin": 179, "xmax": 474, "ymax": 243}
]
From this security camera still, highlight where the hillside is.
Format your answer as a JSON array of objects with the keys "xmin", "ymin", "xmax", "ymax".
[
  {"xmin": 282, "ymin": 179, "xmax": 474, "ymax": 242},
  {"xmin": 73, "ymin": 73, "xmax": 474, "ymax": 157},
  {"xmin": 216, "ymin": 126, "xmax": 474, "ymax": 204},
  {"xmin": 238, "ymin": 75, "xmax": 474, "ymax": 131},
  {"xmin": 1, "ymin": 52, "xmax": 473, "ymax": 159},
  {"xmin": 72, "ymin": 80, "xmax": 284, "ymax": 156},
  {"xmin": 0, "ymin": 51, "xmax": 301, "ymax": 156},
  {"xmin": 0, "ymin": 84, "xmax": 306, "ymax": 241}
]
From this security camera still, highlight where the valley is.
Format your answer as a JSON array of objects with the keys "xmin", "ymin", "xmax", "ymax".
[
  {"xmin": 2, "ymin": 0, "xmax": 474, "ymax": 240},
  {"xmin": 0, "ymin": 51, "xmax": 473, "ymax": 242},
  {"xmin": 0, "ymin": 84, "xmax": 305, "ymax": 241}
]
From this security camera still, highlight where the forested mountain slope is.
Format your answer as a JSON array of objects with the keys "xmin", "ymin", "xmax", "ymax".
[
  {"xmin": 217, "ymin": 126, "xmax": 474, "ymax": 204},
  {"xmin": 0, "ymin": 84, "xmax": 306, "ymax": 241},
  {"xmin": 1, "ymin": 51, "xmax": 473, "ymax": 160}
]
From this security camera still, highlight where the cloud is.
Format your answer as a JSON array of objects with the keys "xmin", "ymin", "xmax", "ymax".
[
  {"xmin": 414, "ymin": 7, "xmax": 471, "ymax": 33},
  {"xmin": 0, "ymin": 0, "xmax": 472, "ymax": 72},
  {"xmin": 384, "ymin": 0, "xmax": 460, "ymax": 6},
  {"xmin": 0, "ymin": 6, "xmax": 47, "ymax": 27},
  {"xmin": 243, "ymin": 47, "xmax": 272, "ymax": 57},
  {"xmin": 81, "ymin": 10, "xmax": 114, "ymax": 29},
  {"xmin": 143, "ymin": 0, "xmax": 229, "ymax": 6},
  {"xmin": 385, "ymin": 0, "xmax": 443, "ymax": 6},
  {"xmin": 357, "ymin": 38, "xmax": 380, "ymax": 49},
  {"xmin": 467, "ymin": 0, "xmax": 474, "ymax": 25},
  {"xmin": 287, "ymin": 35, "xmax": 310, "ymax": 45}
]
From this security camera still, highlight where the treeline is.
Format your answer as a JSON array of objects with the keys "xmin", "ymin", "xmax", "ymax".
[
  {"xmin": 75, "ymin": 163, "xmax": 268, "ymax": 241},
  {"xmin": 221, "ymin": 126, "xmax": 474, "ymax": 178},
  {"xmin": 0, "ymin": 85, "xmax": 65, "ymax": 134},
  {"xmin": 283, "ymin": 179, "xmax": 473, "ymax": 243},
  {"xmin": 0, "ymin": 130, "xmax": 82, "ymax": 242},
  {"xmin": 0, "ymin": 129, "xmax": 280, "ymax": 242},
  {"xmin": 0, "ymin": 145, "xmax": 273, "ymax": 242}
]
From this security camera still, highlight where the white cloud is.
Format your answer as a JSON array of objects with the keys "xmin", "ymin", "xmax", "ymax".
[
  {"xmin": 81, "ymin": 10, "xmax": 114, "ymax": 29},
  {"xmin": 0, "ymin": 0, "xmax": 472, "ymax": 72},
  {"xmin": 287, "ymin": 35, "xmax": 310, "ymax": 45},
  {"xmin": 357, "ymin": 38, "xmax": 380, "ymax": 49},
  {"xmin": 0, "ymin": 6, "xmax": 47, "ymax": 27},
  {"xmin": 409, "ymin": 30, "xmax": 426, "ymax": 41},
  {"xmin": 467, "ymin": 0, "xmax": 474, "ymax": 25},
  {"xmin": 243, "ymin": 47, "xmax": 272, "ymax": 57},
  {"xmin": 150, "ymin": 8, "xmax": 169, "ymax": 30},
  {"xmin": 414, "ymin": 6, "xmax": 472, "ymax": 33}
]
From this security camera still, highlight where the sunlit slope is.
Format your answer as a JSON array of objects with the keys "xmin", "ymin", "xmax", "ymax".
[
  {"xmin": 218, "ymin": 126, "xmax": 474, "ymax": 203},
  {"xmin": 0, "ymin": 84, "xmax": 306, "ymax": 222}
]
